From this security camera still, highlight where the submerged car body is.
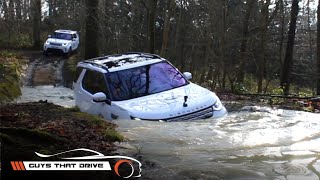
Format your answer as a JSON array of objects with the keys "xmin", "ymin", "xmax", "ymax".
[{"xmin": 73, "ymin": 52, "xmax": 227, "ymax": 121}]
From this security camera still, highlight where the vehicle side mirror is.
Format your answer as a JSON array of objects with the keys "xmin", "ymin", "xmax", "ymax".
[
  {"xmin": 183, "ymin": 72, "xmax": 192, "ymax": 80},
  {"xmin": 93, "ymin": 92, "xmax": 107, "ymax": 102},
  {"xmin": 48, "ymin": 35, "xmax": 51, "ymax": 38}
]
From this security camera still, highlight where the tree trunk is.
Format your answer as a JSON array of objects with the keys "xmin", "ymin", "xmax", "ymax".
[
  {"xmin": 79, "ymin": 0, "xmax": 86, "ymax": 58},
  {"xmin": 15, "ymin": 0, "xmax": 22, "ymax": 20},
  {"xmin": 32, "ymin": 0, "xmax": 41, "ymax": 48},
  {"xmin": 84, "ymin": 0, "xmax": 99, "ymax": 59},
  {"xmin": 279, "ymin": 0, "xmax": 285, "ymax": 68},
  {"xmin": 22, "ymin": 0, "xmax": 29, "ymax": 21},
  {"xmin": 257, "ymin": 0, "xmax": 271, "ymax": 93},
  {"xmin": 174, "ymin": 0, "xmax": 183, "ymax": 66},
  {"xmin": 306, "ymin": 0, "xmax": 315, "ymax": 93},
  {"xmin": 236, "ymin": 0, "xmax": 256, "ymax": 83},
  {"xmin": 280, "ymin": 0, "xmax": 299, "ymax": 96},
  {"xmin": 3, "ymin": 0, "xmax": 8, "ymax": 20},
  {"xmin": 317, "ymin": 0, "xmax": 320, "ymax": 95},
  {"xmin": 148, "ymin": 0, "xmax": 157, "ymax": 54},
  {"xmin": 8, "ymin": 0, "xmax": 14, "ymax": 20},
  {"xmin": 160, "ymin": 0, "xmax": 174, "ymax": 57},
  {"xmin": 221, "ymin": 0, "xmax": 228, "ymax": 91}
]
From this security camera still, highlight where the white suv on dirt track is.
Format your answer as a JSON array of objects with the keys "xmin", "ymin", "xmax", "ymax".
[
  {"xmin": 73, "ymin": 52, "xmax": 227, "ymax": 121},
  {"xmin": 43, "ymin": 29, "xmax": 79, "ymax": 56}
]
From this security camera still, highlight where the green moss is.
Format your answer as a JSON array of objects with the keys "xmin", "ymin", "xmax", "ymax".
[
  {"xmin": 0, "ymin": 50, "xmax": 28, "ymax": 103},
  {"xmin": 104, "ymin": 128, "xmax": 124, "ymax": 142},
  {"xmin": 0, "ymin": 50, "xmax": 17, "ymax": 57},
  {"xmin": 0, "ymin": 127, "xmax": 67, "ymax": 144},
  {"xmin": 0, "ymin": 65, "xmax": 22, "ymax": 103},
  {"xmin": 1, "ymin": 102, "xmax": 122, "ymax": 174},
  {"xmin": 63, "ymin": 54, "xmax": 80, "ymax": 87},
  {"xmin": 0, "ymin": 32, "xmax": 33, "ymax": 48},
  {"xmin": 71, "ymin": 110, "xmax": 123, "ymax": 141},
  {"xmin": 0, "ymin": 127, "xmax": 68, "ymax": 161},
  {"xmin": 0, "ymin": 133, "xmax": 16, "ymax": 145},
  {"xmin": 73, "ymin": 111, "xmax": 104, "ymax": 126},
  {"xmin": 67, "ymin": 55, "xmax": 78, "ymax": 76},
  {"xmin": 69, "ymin": 106, "xmax": 81, "ymax": 112}
]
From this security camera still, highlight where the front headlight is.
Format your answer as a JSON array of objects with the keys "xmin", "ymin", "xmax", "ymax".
[
  {"xmin": 45, "ymin": 41, "xmax": 50, "ymax": 44},
  {"xmin": 62, "ymin": 43, "xmax": 68, "ymax": 46},
  {"xmin": 212, "ymin": 100, "xmax": 223, "ymax": 111}
]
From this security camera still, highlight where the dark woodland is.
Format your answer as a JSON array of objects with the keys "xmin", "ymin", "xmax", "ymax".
[{"xmin": 0, "ymin": 0, "xmax": 319, "ymax": 95}]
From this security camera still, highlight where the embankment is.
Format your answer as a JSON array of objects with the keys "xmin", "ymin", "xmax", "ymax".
[{"xmin": 0, "ymin": 50, "xmax": 27, "ymax": 103}]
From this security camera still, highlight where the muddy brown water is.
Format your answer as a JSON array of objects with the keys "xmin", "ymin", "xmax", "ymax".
[{"xmin": 15, "ymin": 54, "xmax": 320, "ymax": 180}]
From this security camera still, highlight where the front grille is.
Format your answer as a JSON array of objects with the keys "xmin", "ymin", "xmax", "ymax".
[
  {"xmin": 164, "ymin": 106, "xmax": 213, "ymax": 122},
  {"xmin": 50, "ymin": 42, "xmax": 62, "ymax": 46}
]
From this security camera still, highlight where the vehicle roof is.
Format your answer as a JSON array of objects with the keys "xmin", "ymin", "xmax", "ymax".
[
  {"xmin": 54, "ymin": 29, "xmax": 78, "ymax": 34},
  {"xmin": 78, "ymin": 52, "xmax": 165, "ymax": 73}
]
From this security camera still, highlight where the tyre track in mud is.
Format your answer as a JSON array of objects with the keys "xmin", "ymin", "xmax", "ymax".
[{"xmin": 23, "ymin": 54, "xmax": 66, "ymax": 87}]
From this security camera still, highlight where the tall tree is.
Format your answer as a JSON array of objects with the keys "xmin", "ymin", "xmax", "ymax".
[
  {"xmin": 317, "ymin": 0, "xmax": 320, "ymax": 95},
  {"xmin": 84, "ymin": 0, "xmax": 99, "ymax": 59},
  {"xmin": 236, "ymin": 0, "xmax": 256, "ymax": 84},
  {"xmin": 279, "ymin": 0, "xmax": 285, "ymax": 68},
  {"xmin": 160, "ymin": 0, "xmax": 174, "ymax": 57},
  {"xmin": 280, "ymin": 0, "xmax": 299, "ymax": 95},
  {"xmin": 15, "ymin": 0, "xmax": 22, "ymax": 20},
  {"xmin": 32, "ymin": 0, "xmax": 41, "ymax": 48},
  {"xmin": 148, "ymin": 0, "xmax": 157, "ymax": 53},
  {"xmin": 221, "ymin": 0, "xmax": 228, "ymax": 90},
  {"xmin": 257, "ymin": 0, "xmax": 271, "ymax": 93}
]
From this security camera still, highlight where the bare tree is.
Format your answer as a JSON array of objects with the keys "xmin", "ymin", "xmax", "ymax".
[
  {"xmin": 85, "ymin": 0, "xmax": 99, "ymax": 59},
  {"xmin": 317, "ymin": 0, "xmax": 320, "ymax": 95},
  {"xmin": 32, "ymin": 0, "xmax": 41, "ymax": 48},
  {"xmin": 160, "ymin": 0, "xmax": 174, "ymax": 57},
  {"xmin": 280, "ymin": 0, "xmax": 299, "ymax": 95},
  {"xmin": 148, "ymin": 0, "xmax": 157, "ymax": 53},
  {"xmin": 257, "ymin": 0, "xmax": 271, "ymax": 93},
  {"xmin": 236, "ymin": 0, "xmax": 256, "ymax": 84},
  {"xmin": 279, "ymin": 0, "xmax": 285, "ymax": 68}
]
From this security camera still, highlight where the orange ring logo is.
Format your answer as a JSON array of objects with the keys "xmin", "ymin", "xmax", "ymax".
[{"xmin": 114, "ymin": 160, "xmax": 134, "ymax": 178}]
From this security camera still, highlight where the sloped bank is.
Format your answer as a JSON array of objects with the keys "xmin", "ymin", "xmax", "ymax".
[
  {"xmin": 0, "ymin": 50, "xmax": 27, "ymax": 103},
  {"xmin": 0, "ymin": 50, "xmax": 126, "ymax": 179},
  {"xmin": 0, "ymin": 102, "xmax": 124, "ymax": 179}
]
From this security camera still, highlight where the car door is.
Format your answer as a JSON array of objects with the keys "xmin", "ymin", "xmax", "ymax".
[{"xmin": 75, "ymin": 69, "xmax": 113, "ymax": 119}]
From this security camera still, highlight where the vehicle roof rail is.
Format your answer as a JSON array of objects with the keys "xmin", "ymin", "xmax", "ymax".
[
  {"xmin": 123, "ymin": 52, "xmax": 162, "ymax": 59},
  {"xmin": 81, "ymin": 60, "xmax": 109, "ymax": 72}
]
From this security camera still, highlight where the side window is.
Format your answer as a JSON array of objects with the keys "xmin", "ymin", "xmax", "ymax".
[
  {"xmin": 74, "ymin": 67, "xmax": 83, "ymax": 83},
  {"xmin": 82, "ymin": 70, "xmax": 109, "ymax": 98},
  {"xmin": 72, "ymin": 34, "xmax": 77, "ymax": 38}
]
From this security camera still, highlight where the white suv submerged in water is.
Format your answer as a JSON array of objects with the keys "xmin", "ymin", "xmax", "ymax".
[
  {"xmin": 73, "ymin": 52, "xmax": 227, "ymax": 121},
  {"xmin": 44, "ymin": 29, "xmax": 79, "ymax": 56}
]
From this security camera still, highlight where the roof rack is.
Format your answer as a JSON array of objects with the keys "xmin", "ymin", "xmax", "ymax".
[
  {"xmin": 123, "ymin": 52, "xmax": 162, "ymax": 59},
  {"xmin": 81, "ymin": 60, "xmax": 109, "ymax": 72},
  {"xmin": 85, "ymin": 52, "xmax": 162, "ymax": 62},
  {"xmin": 81, "ymin": 52, "xmax": 163, "ymax": 70}
]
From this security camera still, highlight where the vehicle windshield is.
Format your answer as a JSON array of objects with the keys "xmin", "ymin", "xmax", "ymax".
[
  {"xmin": 106, "ymin": 61, "xmax": 188, "ymax": 101},
  {"xmin": 52, "ymin": 32, "xmax": 72, "ymax": 40}
]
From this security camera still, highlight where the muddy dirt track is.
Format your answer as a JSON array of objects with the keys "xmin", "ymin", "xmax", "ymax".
[{"xmin": 24, "ymin": 53, "xmax": 66, "ymax": 87}]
